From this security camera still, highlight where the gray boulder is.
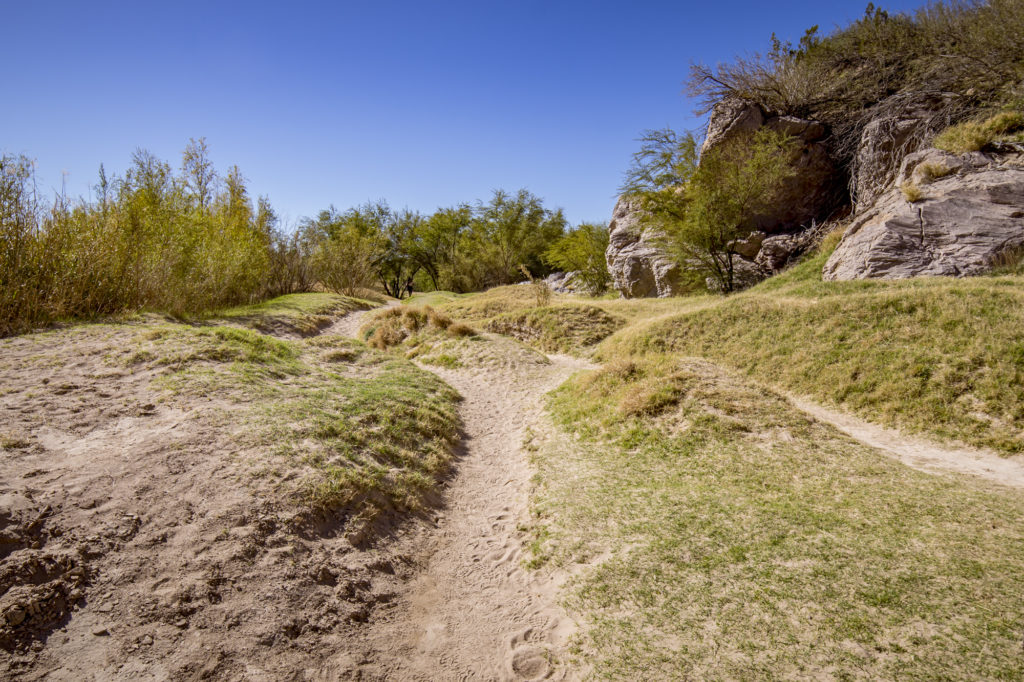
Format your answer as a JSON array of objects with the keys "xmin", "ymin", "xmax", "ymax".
[
  {"xmin": 700, "ymin": 98, "xmax": 765, "ymax": 157},
  {"xmin": 605, "ymin": 198, "xmax": 685, "ymax": 298},
  {"xmin": 544, "ymin": 271, "xmax": 580, "ymax": 294},
  {"xmin": 824, "ymin": 150, "xmax": 1024, "ymax": 280}
]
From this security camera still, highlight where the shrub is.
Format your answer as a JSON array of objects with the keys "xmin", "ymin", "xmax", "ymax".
[
  {"xmin": 543, "ymin": 223, "xmax": 612, "ymax": 295},
  {"xmin": 0, "ymin": 144, "xmax": 308, "ymax": 337}
]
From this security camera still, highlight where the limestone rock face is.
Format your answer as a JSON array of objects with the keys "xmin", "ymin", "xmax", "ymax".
[
  {"xmin": 824, "ymin": 150, "xmax": 1024, "ymax": 280},
  {"xmin": 606, "ymin": 98, "xmax": 837, "ymax": 298},
  {"xmin": 605, "ymin": 198, "xmax": 685, "ymax": 298},
  {"xmin": 700, "ymin": 98, "xmax": 764, "ymax": 157},
  {"xmin": 702, "ymin": 100, "xmax": 835, "ymax": 233},
  {"xmin": 852, "ymin": 93, "xmax": 958, "ymax": 213},
  {"xmin": 544, "ymin": 271, "xmax": 580, "ymax": 294}
]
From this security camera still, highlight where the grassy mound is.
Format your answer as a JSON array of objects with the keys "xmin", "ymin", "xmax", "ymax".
[
  {"xmin": 215, "ymin": 292, "xmax": 375, "ymax": 337},
  {"xmin": 528, "ymin": 357, "xmax": 1024, "ymax": 679},
  {"xmin": 590, "ymin": 229, "xmax": 1024, "ymax": 454},
  {"xmin": 358, "ymin": 305, "xmax": 476, "ymax": 351},
  {"xmin": 484, "ymin": 305, "xmax": 626, "ymax": 355},
  {"xmin": 116, "ymin": 298, "xmax": 462, "ymax": 538}
]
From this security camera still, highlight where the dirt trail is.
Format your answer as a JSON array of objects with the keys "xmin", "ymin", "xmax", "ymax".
[
  {"xmin": 790, "ymin": 396, "xmax": 1024, "ymax": 488},
  {"xmin": 324, "ymin": 309, "xmax": 592, "ymax": 680}
]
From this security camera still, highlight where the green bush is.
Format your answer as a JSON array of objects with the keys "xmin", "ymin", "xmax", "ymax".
[{"xmin": 1, "ymin": 141, "xmax": 304, "ymax": 336}]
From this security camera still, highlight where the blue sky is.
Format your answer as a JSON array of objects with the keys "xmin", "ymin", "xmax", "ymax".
[{"xmin": 6, "ymin": 0, "xmax": 924, "ymax": 227}]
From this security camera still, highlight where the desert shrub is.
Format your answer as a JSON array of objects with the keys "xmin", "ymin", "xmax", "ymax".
[
  {"xmin": 448, "ymin": 323, "xmax": 477, "ymax": 338},
  {"xmin": 363, "ymin": 306, "xmax": 476, "ymax": 349},
  {"xmin": 689, "ymin": 1, "xmax": 1024, "ymax": 169},
  {"xmin": 917, "ymin": 162, "xmax": 954, "ymax": 182},
  {"xmin": 543, "ymin": 223, "xmax": 611, "ymax": 294}
]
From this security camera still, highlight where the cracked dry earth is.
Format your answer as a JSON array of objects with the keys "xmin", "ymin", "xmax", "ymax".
[{"xmin": 0, "ymin": 313, "xmax": 591, "ymax": 680}]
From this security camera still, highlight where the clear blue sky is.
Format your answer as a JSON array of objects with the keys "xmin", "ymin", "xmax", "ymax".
[{"xmin": 6, "ymin": 0, "xmax": 924, "ymax": 227}]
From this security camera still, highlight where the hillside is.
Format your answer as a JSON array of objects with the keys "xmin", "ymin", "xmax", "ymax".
[{"xmin": 5, "ymin": 0, "xmax": 1024, "ymax": 679}]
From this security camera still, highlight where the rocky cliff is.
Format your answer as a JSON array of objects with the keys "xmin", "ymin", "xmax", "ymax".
[
  {"xmin": 825, "ymin": 148, "xmax": 1024, "ymax": 280},
  {"xmin": 607, "ymin": 92, "xmax": 1023, "ymax": 297},
  {"xmin": 606, "ymin": 99, "xmax": 838, "ymax": 297},
  {"xmin": 605, "ymin": 198, "xmax": 684, "ymax": 298}
]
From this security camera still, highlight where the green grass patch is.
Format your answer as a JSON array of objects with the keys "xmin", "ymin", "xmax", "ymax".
[
  {"xmin": 530, "ymin": 358, "xmax": 1024, "ymax": 679},
  {"xmin": 215, "ymin": 292, "xmax": 375, "ymax": 336},
  {"xmin": 403, "ymin": 291, "xmax": 467, "ymax": 308}
]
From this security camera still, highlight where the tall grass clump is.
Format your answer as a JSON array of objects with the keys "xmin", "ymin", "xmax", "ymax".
[{"xmin": 0, "ymin": 140, "xmax": 312, "ymax": 336}]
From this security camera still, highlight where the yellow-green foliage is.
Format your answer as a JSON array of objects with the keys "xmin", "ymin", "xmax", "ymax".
[
  {"xmin": 0, "ymin": 144, "xmax": 300, "ymax": 337},
  {"xmin": 933, "ymin": 110, "xmax": 1024, "ymax": 153}
]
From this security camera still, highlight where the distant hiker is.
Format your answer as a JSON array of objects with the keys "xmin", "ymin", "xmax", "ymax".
[{"xmin": 405, "ymin": 282, "xmax": 413, "ymax": 299}]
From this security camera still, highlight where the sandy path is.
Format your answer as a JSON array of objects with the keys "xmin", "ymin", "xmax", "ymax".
[
  {"xmin": 790, "ymin": 396, "xmax": 1024, "ymax": 488},
  {"xmin": 325, "ymin": 310, "xmax": 592, "ymax": 680}
]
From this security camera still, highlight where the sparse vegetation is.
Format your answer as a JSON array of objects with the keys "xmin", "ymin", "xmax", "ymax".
[
  {"xmin": 359, "ymin": 305, "xmax": 477, "ymax": 351},
  {"xmin": 689, "ymin": 1, "xmax": 1024, "ymax": 167},
  {"xmin": 899, "ymin": 180, "xmax": 925, "ymax": 202},
  {"xmin": 484, "ymin": 305, "xmax": 625, "ymax": 355},
  {"xmin": 916, "ymin": 161, "xmax": 954, "ymax": 182},
  {"xmin": 119, "ymin": 300, "xmax": 461, "ymax": 530}
]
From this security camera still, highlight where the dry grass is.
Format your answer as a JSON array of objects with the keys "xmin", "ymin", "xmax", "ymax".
[
  {"xmin": 527, "ymin": 357, "xmax": 1024, "ymax": 679},
  {"xmin": 899, "ymin": 181, "xmax": 925, "ymax": 202},
  {"xmin": 933, "ymin": 110, "xmax": 1024, "ymax": 153},
  {"xmin": 483, "ymin": 305, "xmax": 626, "ymax": 355},
  {"xmin": 359, "ymin": 305, "xmax": 477, "ymax": 350},
  {"xmin": 121, "ymin": 309, "xmax": 461, "ymax": 535},
  {"xmin": 917, "ymin": 161, "xmax": 954, "ymax": 182}
]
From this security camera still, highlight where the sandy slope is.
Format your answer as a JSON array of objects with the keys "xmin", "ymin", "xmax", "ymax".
[{"xmin": 1, "ymin": 311, "xmax": 592, "ymax": 680}]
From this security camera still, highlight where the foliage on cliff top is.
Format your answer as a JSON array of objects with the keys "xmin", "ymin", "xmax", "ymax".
[{"xmin": 690, "ymin": 0, "xmax": 1024, "ymax": 164}]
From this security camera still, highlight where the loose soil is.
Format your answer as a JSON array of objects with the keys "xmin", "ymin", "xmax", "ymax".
[{"xmin": 1, "ymin": 311, "xmax": 590, "ymax": 680}]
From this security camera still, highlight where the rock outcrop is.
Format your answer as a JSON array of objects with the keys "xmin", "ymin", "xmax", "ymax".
[
  {"xmin": 606, "ymin": 100, "xmax": 838, "ymax": 298},
  {"xmin": 852, "ymin": 93, "xmax": 959, "ymax": 213},
  {"xmin": 702, "ymin": 99, "xmax": 836, "ymax": 233},
  {"xmin": 605, "ymin": 198, "xmax": 685, "ymax": 298},
  {"xmin": 824, "ymin": 149, "xmax": 1024, "ymax": 280},
  {"xmin": 543, "ymin": 271, "xmax": 580, "ymax": 294}
]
